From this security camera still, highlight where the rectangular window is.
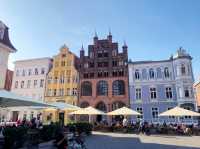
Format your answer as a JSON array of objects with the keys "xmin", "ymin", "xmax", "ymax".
[
  {"xmin": 184, "ymin": 88, "xmax": 190, "ymax": 97},
  {"xmin": 60, "ymin": 76, "xmax": 65, "ymax": 84},
  {"xmin": 104, "ymin": 71, "xmax": 109, "ymax": 77},
  {"xmin": 150, "ymin": 88, "xmax": 157, "ymax": 99},
  {"xmin": 166, "ymin": 87, "xmax": 172, "ymax": 99},
  {"xmin": 35, "ymin": 68, "xmax": 38, "ymax": 75},
  {"xmin": 112, "ymin": 61, "xmax": 117, "ymax": 67},
  {"xmin": 72, "ymin": 88, "xmax": 77, "ymax": 95},
  {"xmin": 59, "ymin": 88, "xmax": 64, "ymax": 96},
  {"xmin": 47, "ymin": 89, "xmax": 51, "ymax": 96},
  {"xmin": 40, "ymin": 79, "xmax": 44, "ymax": 87},
  {"xmin": 118, "ymin": 60, "xmax": 124, "ymax": 66},
  {"xmin": 21, "ymin": 81, "xmax": 24, "ymax": 88},
  {"xmin": 27, "ymin": 80, "xmax": 31, "ymax": 88},
  {"xmin": 48, "ymin": 77, "xmax": 52, "ymax": 84},
  {"xmin": 152, "ymin": 107, "xmax": 159, "ymax": 119},
  {"xmin": 104, "ymin": 52, "xmax": 108, "ymax": 57},
  {"xmin": 61, "ymin": 61, "xmax": 65, "ymax": 66},
  {"xmin": 34, "ymin": 80, "xmax": 37, "ymax": 88},
  {"xmin": 135, "ymin": 70, "xmax": 140, "ymax": 80},
  {"xmin": 98, "ymin": 72, "xmax": 103, "ymax": 77},
  {"xmin": 66, "ymin": 88, "xmax": 70, "ymax": 96},
  {"xmin": 112, "ymin": 50, "xmax": 117, "ymax": 57},
  {"xmin": 22, "ymin": 70, "xmax": 26, "ymax": 76},
  {"xmin": 28, "ymin": 69, "xmax": 32, "ymax": 76},
  {"xmin": 54, "ymin": 77, "xmax": 58, "ymax": 83},
  {"xmin": 97, "ymin": 51, "xmax": 103, "ymax": 58},
  {"xmin": 97, "ymin": 62, "xmax": 102, "ymax": 67},
  {"xmin": 53, "ymin": 89, "xmax": 57, "ymax": 96},
  {"xmin": 16, "ymin": 70, "xmax": 20, "ymax": 76},
  {"xmin": 67, "ymin": 60, "xmax": 72, "ymax": 66},
  {"xmin": 89, "ymin": 52, "xmax": 94, "ymax": 58},
  {"xmin": 15, "ymin": 81, "xmax": 18, "ymax": 88},
  {"xmin": 135, "ymin": 88, "xmax": 141, "ymax": 100},
  {"xmin": 89, "ymin": 62, "xmax": 94, "ymax": 68},
  {"xmin": 136, "ymin": 107, "xmax": 143, "ymax": 119},
  {"xmin": 41, "ymin": 68, "xmax": 45, "ymax": 74}
]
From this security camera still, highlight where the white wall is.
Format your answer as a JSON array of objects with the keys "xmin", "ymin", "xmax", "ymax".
[
  {"xmin": 0, "ymin": 44, "xmax": 10, "ymax": 89},
  {"xmin": 11, "ymin": 58, "xmax": 52, "ymax": 101}
]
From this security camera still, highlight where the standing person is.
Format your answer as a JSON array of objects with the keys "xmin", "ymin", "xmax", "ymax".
[
  {"xmin": 122, "ymin": 117, "xmax": 128, "ymax": 133},
  {"xmin": 138, "ymin": 119, "xmax": 143, "ymax": 134},
  {"xmin": 123, "ymin": 117, "xmax": 128, "ymax": 127}
]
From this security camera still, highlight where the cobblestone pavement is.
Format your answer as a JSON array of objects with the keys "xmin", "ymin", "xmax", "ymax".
[
  {"xmin": 85, "ymin": 132, "xmax": 200, "ymax": 149},
  {"xmin": 21, "ymin": 132, "xmax": 200, "ymax": 149}
]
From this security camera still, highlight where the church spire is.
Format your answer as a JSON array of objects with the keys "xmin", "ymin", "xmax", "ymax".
[
  {"xmin": 123, "ymin": 40, "xmax": 127, "ymax": 48},
  {"xmin": 80, "ymin": 44, "xmax": 85, "ymax": 58},
  {"xmin": 94, "ymin": 29, "xmax": 98, "ymax": 38},
  {"xmin": 108, "ymin": 28, "xmax": 112, "ymax": 42},
  {"xmin": 109, "ymin": 28, "xmax": 112, "ymax": 36},
  {"xmin": 81, "ymin": 44, "xmax": 84, "ymax": 51}
]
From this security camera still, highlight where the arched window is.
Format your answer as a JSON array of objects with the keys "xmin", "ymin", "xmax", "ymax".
[
  {"xmin": 112, "ymin": 80, "xmax": 125, "ymax": 95},
  {"xmin": 149, "ymin": 68, "xmax": 155, "ymax": 79},
  {"xmin": 135, "ymin": 69, "xmax": 140, "ymax": 80},
  {"xmin": 81, "ymin": 81, "xmax": 92, "ymax": 96},
  {"xmin": 181, "ymin": 64, "xmax": 186, "ymax": 75},
  {"xmin": 97, "ymin": 81, "xmax": 108, "ymax": 96},
  {"xmin": 80, "ymin": 102, "xmax": 89, "ymax": 108},
  {"xmin": 142, "ymin": 69, "xmax": 147, "ymax": 80},
  {"xmin": 156, "ymin": 68, "xmax": 162, "ymax": 79},
  {"xmin": 96, "ymin": 102, "xmax": 107, "ymax": 112},
  {"xmin": 164, "ymin": 67, "xmax": 170, "ymax": 78}
]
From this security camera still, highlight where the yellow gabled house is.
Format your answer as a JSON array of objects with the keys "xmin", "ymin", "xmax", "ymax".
[{"xmin": 44, "ymin": 45, "xmax": 79, "ymax": 125}]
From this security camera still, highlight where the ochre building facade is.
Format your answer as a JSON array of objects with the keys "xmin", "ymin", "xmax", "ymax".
[{"xmin": 44, "ymin": 45, "xmax": 79, "ymax": 105}]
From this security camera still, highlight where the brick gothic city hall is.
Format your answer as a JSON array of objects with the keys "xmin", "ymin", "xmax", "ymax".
[{"xmin": 78, "ymin": 32, "xmax": 129, "ymax": 121}]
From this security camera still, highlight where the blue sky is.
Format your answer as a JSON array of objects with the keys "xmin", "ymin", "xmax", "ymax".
[{"xmin": 0, "ymin": 0, "xmax": 200, "ymax": 81}]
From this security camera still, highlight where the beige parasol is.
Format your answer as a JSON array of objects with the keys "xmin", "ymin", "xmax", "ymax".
[
  {"xmin": 107, "ymin": 107, "xmax": 141, "ymax": 116},
  {"xmin": 69, "ymin": 106, "xmax": 106, "ymax": 115},
  {"xmin": 159, "ymin": 106, "xmax": 200, "ymax": 117}
]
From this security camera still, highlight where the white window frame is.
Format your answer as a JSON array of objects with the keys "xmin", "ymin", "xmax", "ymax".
[
  {"xmin": 165, "ymin": 87, "xmax": 173, "ymax": 99},
  {"xmin": 150, "ymin": 87, "xmax": 157, "ymax": 99},
  {"xmin": 151, "ymin": 107, "xmax": 159, "ymax": 119},
  {"xmin": 135, "ymin": 88, "xmax": 142, "ymax": 100}
]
